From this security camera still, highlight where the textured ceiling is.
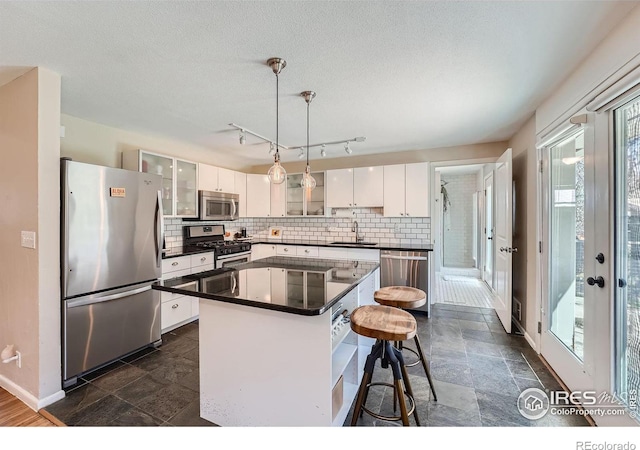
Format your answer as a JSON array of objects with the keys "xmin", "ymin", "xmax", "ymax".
[{"xmin": 0, "ymin": 1, "xmax": 636, "ymax": 165}]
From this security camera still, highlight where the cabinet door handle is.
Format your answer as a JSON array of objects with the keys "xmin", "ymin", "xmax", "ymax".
[
  {"xmin": 284, "ymin": 248, "xmax": 289, "ymax": 252},
  {"xmin": 305, "ymin": 249, "xmax": 310, "ymax": 253},
  {"xmin": 172, "ymin": 304, "xmax": 179, "ymax": 309},
  {"xmin": 172, "ymin": 262, "xmax": 178, "ymax": 266},
  {"xmin": 201, "ymin": 257, "xmax": 207, "ymax": 262},
  {"xmin": 400, "ymin": 213, "xmax": 404, "ymax": 216}
]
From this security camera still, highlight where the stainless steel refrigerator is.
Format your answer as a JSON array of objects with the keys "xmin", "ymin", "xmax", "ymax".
[{"xmin": 61, "ymin": 159, "xmax": 163, "ymax": 387}]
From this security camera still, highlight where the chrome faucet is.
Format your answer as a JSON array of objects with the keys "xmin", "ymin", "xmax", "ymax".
[{"xmin": 352, "ymin": 220, "xmax": 364, "ymax": 243}]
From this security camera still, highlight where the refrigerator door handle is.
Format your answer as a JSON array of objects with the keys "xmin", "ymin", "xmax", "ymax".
[
  {"xmin": 155, "ymin": 190, "xmax": 164, "ymax": 268},
  {"xmin": 66, "ymin": 284, "xmax": 153, "ymax": 309}
]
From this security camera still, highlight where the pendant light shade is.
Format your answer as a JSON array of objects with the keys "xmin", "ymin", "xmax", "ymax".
[
  {"xmin": 267, "ymin": 58, "xmax": 286, "ymax": 184},
  {"xmin": 300, "ymin": 90, "xmax": 316, "ymax": 191}
]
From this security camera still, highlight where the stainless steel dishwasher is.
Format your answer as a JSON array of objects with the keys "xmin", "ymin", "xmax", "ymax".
[{"xmin": 380, "ymin": 250, "xmax": 430, "ymax": 316}]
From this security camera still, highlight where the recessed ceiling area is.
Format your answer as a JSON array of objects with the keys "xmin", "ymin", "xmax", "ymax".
[{"xmin": 0, "ymin": 1, "xmax": 636, "ymax": 165}]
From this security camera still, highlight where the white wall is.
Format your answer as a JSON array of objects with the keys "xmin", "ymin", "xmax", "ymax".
[
  {"xmin": 509, "ymin": 115, "xmax": 537, "ymax": 343},
  {"xmin": 536, "ymin": 4, "xmax": 640, "ymax": 137},
  {"xmin": 0, "ymin": 67, "xmax": 63, "ymax": 410},
  {"xmin": 60, "ymin": 114, "xmax": 250, "ymax": 171}
]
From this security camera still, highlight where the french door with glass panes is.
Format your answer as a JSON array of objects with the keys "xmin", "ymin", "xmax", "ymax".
[
  {"xmin": 614, "ymin": 95, "xmax": 640, "ymax": 423},
  {"xmin": 540, "ymin": 123, "xmax": 597, "ymax": 393},
  {"xmin": 540, "ymin": 95, "xmax": 640, "ymax": 426}
]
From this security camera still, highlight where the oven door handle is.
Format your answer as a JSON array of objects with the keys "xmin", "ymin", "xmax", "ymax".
[{"xmin": 217, "ymin": 251, "xmax": 252, "ymax": 261}]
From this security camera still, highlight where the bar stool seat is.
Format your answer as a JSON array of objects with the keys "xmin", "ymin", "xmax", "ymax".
[
  {"xmin": 374, "ymin": 286, "xmax": 437, "ymax": 402},
  {"xmin": 349, "ymin": 305, "xmax": 420, "ymax": 426}
]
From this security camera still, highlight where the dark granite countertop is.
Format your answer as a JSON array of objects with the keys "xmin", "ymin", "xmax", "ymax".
[
  {"xmin": 250, "ymin": 239, "xmax": 434, "ymax": 252},
  {"xmin": 153, "ymin": 256, "xmax": 379, "ymax": 316},
  {"xmin": 161, "ymin": 239, "xmax": 433, "ymax": 259}
]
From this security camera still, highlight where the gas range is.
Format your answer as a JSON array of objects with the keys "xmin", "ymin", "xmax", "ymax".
[{"xmin": 183, "ymin": 225, "xmax": 251, "ymax": 256}]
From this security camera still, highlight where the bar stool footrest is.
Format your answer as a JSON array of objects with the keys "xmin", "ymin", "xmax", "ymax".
[{"xmin": 359, "ymin": 381, "xmax": 416, "ymax": 422}]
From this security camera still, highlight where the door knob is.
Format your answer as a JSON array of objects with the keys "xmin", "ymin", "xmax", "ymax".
[
  {"xmin": 488, "ymin": 236, "xmax": 493, "ymax": 240},
  {"xmin": 586, "ymin": 276, "xmax": 605, "ymax": 288}
]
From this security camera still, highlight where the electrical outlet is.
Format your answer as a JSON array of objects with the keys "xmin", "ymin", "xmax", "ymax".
[{"xmin": 21, "ymin": 231, "xmax": 36, "ymax": 249}]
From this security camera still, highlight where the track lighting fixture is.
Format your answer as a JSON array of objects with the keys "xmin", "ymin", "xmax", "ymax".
[
  {"xmin": 298, "ymin": 148, "xmax": 305, "ymax": 159},
  {"xmin": 320, "ymin": 144, "xmax": 326, "ymax": 158},
  {"xmin": 239, "ymin": 129, "xmax": 246, "ymax": 145},
  {"xmin": 269, "ymin": 142, "xmax": 276, "ymax": 155},
  {"xmin": 345, "ymin": 142, "xmax": 352, "ymax": 154}
]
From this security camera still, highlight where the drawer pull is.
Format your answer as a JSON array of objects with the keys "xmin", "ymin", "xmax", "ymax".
[
  {"xmin": 201, "ymin": 257, "xmax": 207, "ymax": 262},
  {"xmin": 305, "ymin": 249, "xmax": 310, "ymax": 253},
  {"xmin": 284, "ymin": 248, "xmax": 289, "ymax": 252},
  {"xmin": 172, "ymin": 304, "xmax": 179, "ymax": 309},
  {"xmin": 172, "ymin": 262, "xmax": 178, "ymax": 266}
]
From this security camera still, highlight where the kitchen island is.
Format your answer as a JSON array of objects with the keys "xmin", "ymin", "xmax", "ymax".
[{"xmin": 154, "ymin": 256, "xmax": 380, "ymax": 426}]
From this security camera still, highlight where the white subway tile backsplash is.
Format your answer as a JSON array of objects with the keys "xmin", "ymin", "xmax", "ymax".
[{"xmin": 165, "ymin": 207, "xmax": 430, "ymax": 248}]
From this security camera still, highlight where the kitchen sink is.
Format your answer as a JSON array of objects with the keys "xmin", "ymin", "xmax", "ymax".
[{"xmin": 329, "ymin": 241, "xmax": 378, "ymax": 246}]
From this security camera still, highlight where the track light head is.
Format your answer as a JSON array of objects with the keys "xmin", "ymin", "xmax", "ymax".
[
  {"xmin": 298, "ymin": 148, "xmax": 305, "ymax": 159},
  {"xmin": 239, "ymin": 129, "xmax": 246, "ymax": 145},
  {"xmin": 344, "ymin": 142, "xmax": 352, "ymax": 154},
  {"xmin": 269, "ymin": 142, "xmax": 276, "ymax": 155},
  {"xmin": 320, "ymin": 144, "xmax": 326, "ymax": 158}
]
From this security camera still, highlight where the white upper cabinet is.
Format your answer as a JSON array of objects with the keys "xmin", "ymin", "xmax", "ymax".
[
  {"xmin": 383, "ymin": 164, "xmax": 406, "ymax": 217},
  {"xmin": 353, "ymin": 166, "xmax": 384, "ymax": 207},
  {"xmin": 383, "ymin": 162, "xmax": 429, "ymax": 217},
  {"xmin": 218, "ymin": 168, "xmax": 235, "ymax": 193},
  {"xmin": 270, "ymin": 181, "xmax": 287, "ymax": 218},
  {"xmin": 326, "ymin": 169, "xmax": 354, "ymax": 208},
  {"xmin": 405, "ymin": 162, "xmax": 429, "ymax": 217},
  {"xmin": 234, "ymin": 171, "xmax": 247, "ymax": 217},
  {"xmin": 246, "ymin": 174, "xmax": 271, "ymax": 217},
  {"xmin": 327, "ymin": 167, "xmax": 383, "ymax": 209},
  {"xmin": 198, "ymin": 163, "xmax": 236, "ymax": 193}
]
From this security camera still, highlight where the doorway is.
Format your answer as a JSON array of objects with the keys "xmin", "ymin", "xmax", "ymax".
[{"xmin": 434, "ymin": 164, "xmax": 496, "ymax": 308}]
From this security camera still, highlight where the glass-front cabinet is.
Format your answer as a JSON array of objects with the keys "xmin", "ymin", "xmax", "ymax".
[
  {"xmin": 122, "ymin": 149, "xmax": 198, "ymax": 218},
  {"xmin": 286, "ymin": 171, "xmax": 325, "ymax": 216}
]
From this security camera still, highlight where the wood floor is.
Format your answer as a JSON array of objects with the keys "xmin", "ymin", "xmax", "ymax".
[{"xmin": 0, "ymin": 388, "xmax": 58, "ymax": 427}]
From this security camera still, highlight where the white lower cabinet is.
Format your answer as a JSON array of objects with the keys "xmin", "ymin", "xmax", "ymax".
[
  {"xmin": 160, "ymin": 251, "xmax": 214, "ymax": 333},
  {"xmin": 161, "ymin": 296, "xmax": 192, "ymax": 330}
]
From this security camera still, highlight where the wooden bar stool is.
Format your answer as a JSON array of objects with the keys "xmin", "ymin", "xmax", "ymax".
[
  {"xmin": 374, "ymin": 286, "xmax": 437, "ymax": 401},
  {"xmin": 349, "ymin": 305, "xmax": 420, "ymax": 426}
]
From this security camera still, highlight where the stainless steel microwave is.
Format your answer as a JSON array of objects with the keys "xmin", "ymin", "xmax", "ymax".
[{"xmin": 199, "ymin": 190, "xmax": 239, "ymax": 221}]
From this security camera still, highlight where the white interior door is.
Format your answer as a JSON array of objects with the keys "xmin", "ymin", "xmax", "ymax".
[
  {"xmin": 483, "ymin": 173, "xmax": 494, "ymax": 288},
  {"xmin": 493, "ymin": 148, "xmax": 513, "ymax": 333}
]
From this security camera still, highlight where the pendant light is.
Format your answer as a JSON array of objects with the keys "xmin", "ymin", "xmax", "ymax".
[
  {"xmin": 267, "ymin": 58, "xmax": 287, "ymax": 184},
  {"xmin": 300, "ymin": 90, "xmax": 317, "ymax": 190}
]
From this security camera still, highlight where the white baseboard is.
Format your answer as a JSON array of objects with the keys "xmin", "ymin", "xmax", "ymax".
[
  {"xmin": 0, "ymin": 374, "xmax": 65, "ymax": 411},
  {"xmin": 524, "ymin": 331, "xmax": 538, "ymax": 353}
]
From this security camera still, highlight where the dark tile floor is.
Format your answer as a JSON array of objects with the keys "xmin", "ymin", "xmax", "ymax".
[{"xmin": 44, "ymin": 304, "xmax": 591, "ymax": 427}]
